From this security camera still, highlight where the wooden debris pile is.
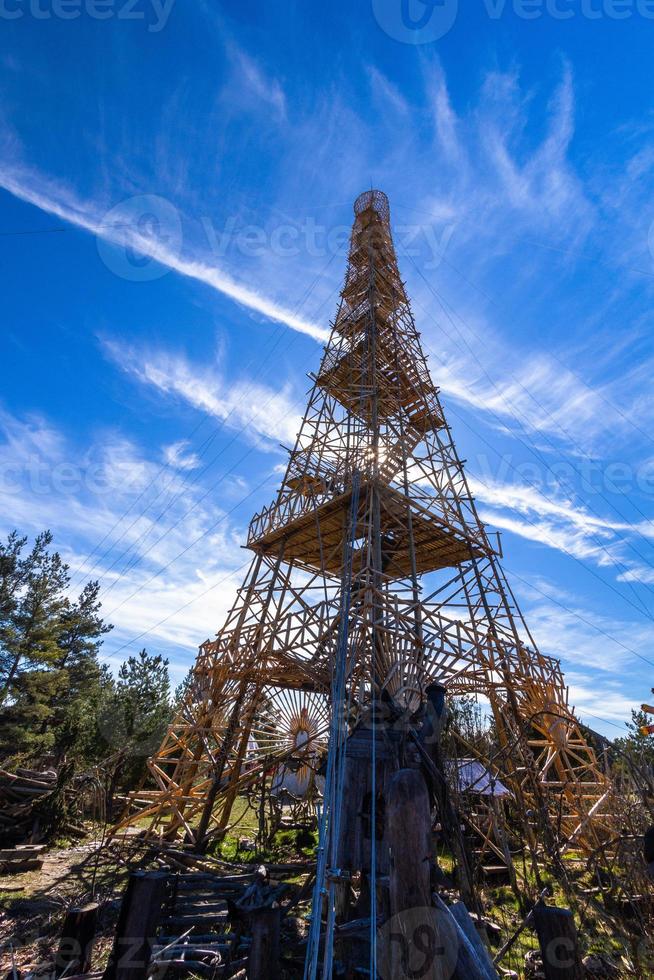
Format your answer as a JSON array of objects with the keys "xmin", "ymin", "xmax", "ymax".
[
  {"xmin": 0, "ymin": 843, "xmax": 46, "ymax": 874},
  {"xmin": 98, "ymin": 860, "xmax": 315, "ymax": 980},
  {"xmin": 0, "ymin": 767, "xmax": 60, "ymax": 844},
  {"xmin": 0, "ymin": 765, "xmax": 103, "ymax": 848}
]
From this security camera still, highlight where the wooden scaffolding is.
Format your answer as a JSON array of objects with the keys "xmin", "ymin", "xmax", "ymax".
[{"xmin": 111, "ymin": 188, "xmax": 614, "ymax": 868}]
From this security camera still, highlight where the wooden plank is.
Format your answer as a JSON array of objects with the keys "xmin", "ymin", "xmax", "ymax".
[
  {"xmin": 448, "ymin": 903, "xmax": 499, "ymax": 980},
  {"xmin": 103, "ymin": 872, "xmax": 169, "ymax": 980},
  {"xmin": 432, "ymin": 894, "xmax": 497, "ymax": 980}
]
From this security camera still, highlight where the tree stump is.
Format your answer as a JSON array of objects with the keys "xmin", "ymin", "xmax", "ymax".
[
  {"xmin": 248, "ymin": 906, "xmax": 281, "ymax": 980},
  {"xmin": 532, "ymin": 905, "xmax": 584, "ymax": 980},
  {"xmin": 55, "ymin": 903, "xmax": 98, "ymax": 977},
  {"xmin": 384, "ymin": 768, "xmax": 451, "ymax": 980}
]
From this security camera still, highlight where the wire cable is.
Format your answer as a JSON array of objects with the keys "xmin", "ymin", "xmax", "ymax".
[
  {"xmin": 404, "ymin": 253, "xmax": 654, "ymax": 612},
  {"xmin": 73, "ymin": 249, "xmax": 340, "ymax": 587}
]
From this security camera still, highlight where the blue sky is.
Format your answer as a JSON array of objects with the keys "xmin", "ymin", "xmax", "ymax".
[{"xmin": 2, "ymin": 1, "xmax": 654, "ymax": 736}]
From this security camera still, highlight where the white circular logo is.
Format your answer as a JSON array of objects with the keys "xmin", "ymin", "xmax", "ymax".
[
  {"xmin": 372, "ymin": 0, "xmax": 458, "ymax": 44},
  {"xmin": 97, "ymin": 194, "xmax": 182, "ymax": 282},
  {"xmin": 376, "ymin": 906, "xmax": 459, "ymax": 979}
]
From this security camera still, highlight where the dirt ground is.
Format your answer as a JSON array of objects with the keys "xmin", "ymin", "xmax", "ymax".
[{"xmin": 0, "ymin": 837, "xmax": 129, "ymax": 977}]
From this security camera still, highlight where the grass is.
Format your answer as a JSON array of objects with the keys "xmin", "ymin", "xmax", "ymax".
[
  {"xmin": 208, "ymin": 796, "xmax": 318, "ymax": 865},
  {"xmin": 431, "ymin": 835, "xmax": 650, "ymax": 976}
]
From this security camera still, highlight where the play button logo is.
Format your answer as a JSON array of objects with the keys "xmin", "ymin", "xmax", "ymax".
[{"xmin": 372, "ymin": 0, "xmax": 458, "ymax": 44}]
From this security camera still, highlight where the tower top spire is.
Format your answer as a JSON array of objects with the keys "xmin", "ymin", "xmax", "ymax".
[{"xmin": 353, "ymin": 188, "xmax": 390, "ymax": 224}]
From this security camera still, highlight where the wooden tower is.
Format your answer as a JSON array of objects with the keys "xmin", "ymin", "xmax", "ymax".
[{"xmin": 113, "ymin": 189, "xmax": 612, "ymax": 867}]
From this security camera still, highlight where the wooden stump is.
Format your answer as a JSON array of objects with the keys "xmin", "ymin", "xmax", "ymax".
[
  {"xmin": 387, "ymin": 769, "xmax": 432, "ymax": 914},
  {"xmin": 337, "ymin": 727, "xmax": 401, "ymax": 878},
  {"xmin": 55, "ymin": 903, "xmax": 98, "ymax": 977},
  {"xmin": 532, "ymin": 904, "xmax": 584, "ymax": 980}
]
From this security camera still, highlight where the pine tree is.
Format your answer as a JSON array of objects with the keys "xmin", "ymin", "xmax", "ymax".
[
  {"xmin": 49, "ymin": 581, "xmax": 113, "ymax": 761},
  {"xmin": 613, "ymin": 708, "xmax": 654, "ymax": 785},
  {"xmin": 97, "ymin": 649, "xmax": 172, "ymax": 788},
  {"xmin": 0, "ymin": 531, "xmax": 67, "ymax": 707},
  {"xmin": 0, "ymin": 531, "xmax": 112, "ymax": 764}
]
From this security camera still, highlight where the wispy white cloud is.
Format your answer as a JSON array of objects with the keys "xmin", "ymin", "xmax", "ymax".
[
  {"xmin": 470, "ymin": 475, "xmax": 617, "ymax": 536},
  {"xmin": 478, "ymin": 64, "xmax": 590, "ymax": 231},
  {"xmin": 424, "ymin": 61, "xmax": 465, "ymax": 167},
  {"xmin": 367, "ymin": 66, "xmax": 409, "ymax": 116},
  {"xmin": 528, "ymin": 598, "xmax": 650, "ymax": 675},
  {"xmin": 617, "ymin": 564, "xmax": 654, "ymax": 585},
  {"xmin": 0, "ymin": 57, "xmax": 648, "ymax": 456},
  {"xmin": 101, "ymin": 337, "xmax": 302, "ymax": 449},
  {"xmin": 470, "ymin": 471, "xmax": 654, "ymax": 583},
  {"xmin": 164, "ymin": 441, "xmax": 201, "ymax": 471},
  {"xmin": 510, "ymin": 576, "xmax": 651, "ymax": 724},
  {"xmin": 0, "ymin": 407, "xmax": 262, "ymax": 684},
  {"xmin": 567, "ymin": 674, "xmax": 636, "ymax": 726},
  {"xmin": 3, "ymin": 49, "xmax": 654, "ymax": 710},
  {"xmin": 0, "ymin": 165, "xmax": 329, "ymax": 343},
  {"xmin": 433, "ymin": 349, "xmax": 608, "ymax": 447},
  {"xmin": 227, "ymin": 44, "xmax": 287, "ymax": 121}
]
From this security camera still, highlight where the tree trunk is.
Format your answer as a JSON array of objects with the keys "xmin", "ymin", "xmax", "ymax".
[{"xmin": 0, "ymin": 652, "xmax": 21, "ymax": 706}]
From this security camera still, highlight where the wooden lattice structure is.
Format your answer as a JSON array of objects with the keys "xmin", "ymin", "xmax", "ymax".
[{"xmin": 112, "ymin": 189, "xmax": 614, "ymax": 861}]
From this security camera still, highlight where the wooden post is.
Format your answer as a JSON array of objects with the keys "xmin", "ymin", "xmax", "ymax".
[
  {"xmin": 103, "ymin": 871, "xmax": 169, "ymax": 980},
  {"xmin": 55, "ymin": 903, "xmax": 98, "ymax": 977},
  {"xmin": 248, "ymin": 906, "xmax": 281, "ymax": 980},
  {"xmin": 532, "ymin": 905, "xmax": 584, "ymax": 980},
  {"xmin": 490, "ymin": 796, "xmax": 522, "ymax": 908},
  {"xmin": 387, "ymin": 769, "xmax": 432, "ymax": 913},
  {"xmin": 386, "ymin": 769, "xmax": 446, "ymax": 980}
]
